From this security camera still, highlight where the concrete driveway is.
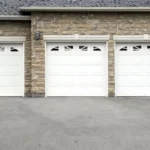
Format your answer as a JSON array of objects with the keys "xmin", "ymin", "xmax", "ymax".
[{"xmin": 0, "ymin": 97, "xmax": 150, "ymax": 150}]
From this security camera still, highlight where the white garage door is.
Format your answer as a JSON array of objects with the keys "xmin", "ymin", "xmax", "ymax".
[
  {"xmin": 0, "ymin": 44, "xmax": 24, "ymax": 96},
  {"xmin": 116, "ymin": 43, "xmax": 150, "ymax": 96},
  {"xmin": 46, "ymin": 43, "xmax": 107, "ymax": 96}
]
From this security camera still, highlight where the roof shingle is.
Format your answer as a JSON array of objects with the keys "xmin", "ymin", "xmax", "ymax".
[{"xmin": 1, "ymin": 0, "xmax": 150, "ymax": 15}]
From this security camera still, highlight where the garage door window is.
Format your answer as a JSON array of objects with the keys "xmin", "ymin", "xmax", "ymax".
[
  {"xmin": 79, "ymin": 46, "xmax": 88, "ymax": 51},
  {"xmin": 51, "ymin": 46, "xmax": 59, "ymax": 51},
  {"xmin": 10, "ymin": 47, "xmax": 19, "ymax": 52},
  {"xmin": 147, "ymin": 46, "xmax": 150, "ymax": 50},
  {"xmin": 120, "ymin": 46, "xmax": 128, "ymax": 51},
  {"xmin": 93, "ymin": 46, "xmax": 101, "ymax": 51},
  {"xmin": 133, "ymin": 45, "xmax": 141, "ymax": 51},
  {"xmin": 0, "ymin": 46, "xmax": 5, "ymax": 52},
  {"xmin": 65, "ymin": 46, "xmax": 73, "ymax": 51}
]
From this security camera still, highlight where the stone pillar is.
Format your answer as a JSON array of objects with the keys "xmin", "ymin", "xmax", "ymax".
[
  {"xmin": 31, "ymin": 14, "xmax": 45, "ymax": 97},
  {"xmin": 108, "ymin": 38, "xmax": 115, "ymax": 97}
]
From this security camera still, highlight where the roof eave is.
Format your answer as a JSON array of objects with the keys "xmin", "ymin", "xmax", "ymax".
[
  {"xmin": 0, "ymin": 15, "xmax": 31, "ymax": 20},
  {"xmin": 20, "ymin": 7, "xmax": 150, "ymax": 12}
]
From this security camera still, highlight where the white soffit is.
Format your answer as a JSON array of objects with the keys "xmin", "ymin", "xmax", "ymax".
[
  {"xmin": 43, "ymin": 35, "xmax": 110, "ymax": 42},
  {"xmin": 0, "ymin": 36, "xmax": 26, "ymax": 43},
  {"xmin": 113, "ymin": 35, "xmax": 150, "ymax": 42}
]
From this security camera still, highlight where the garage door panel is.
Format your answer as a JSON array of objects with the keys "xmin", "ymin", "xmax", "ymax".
[
  {"xmin": 0, "ymin": 76, "xmax": 21, "ymax": 83},
  {"xmin": 48, "ymin": 56, "xmax": 105, "ymax": 66},
  {"xmin": 116, "ymin": 56, "xmax": 145, "ymax": 65},
  {"xmin": 116, "ymin": 43, "xmax": 150, "ymax": 96},
  {"xmin": 144, "ymin": 88, "xmax": 150, "ymax": 96},
  {"xmin": 0, "ymin": 44, "xmax": 24, "ymax": 96},
  {"xmin": 48, "ymin": 76, "xmax": 105, "ymax": 87},
  {"xmin": 1, "ymin": 83, "xmax": 22, "ymax": 87},
  {"xmin": 48, "ymin": 83, "xmax": 76, "ymax": 87},
  {"xmin": 76, "ymin": 66, "xmax": 105, "ymax": 76},
  {"xmin": 0, "ymin": 76, "xmax": 10, "ymax": 82},
  {"xmin": 145, "ymin": 66, "xmax": 150, "ymax": 73},
  {"xmin": 76, "ymin": 76, "xmax": 105, "ymax": 87},
  {"xmin": 0, "ymin": 66, "xmax": 8, "ymax": 75},
  {"xmin": 0, "ymin": 57, "xmax": 16, "ymax": 65},
  {"xmin": 7, "ymin": 66, "xmax": 21, "ymax": 75},
  {"xmin": 143, "ymin": 57, "xmax": 150, "ymax": 65},
  {"xmin": 0, "ymin": 71, "xmax": 21, "ymax": 76},
  {"xmin": 48, "ymin": 66, "xmax": 105, "ymax": 76},
  {"xmin": 116, "ymin": 66, "xmax": 146, "ymax": 75},
  {"xmin": 0, "ymin": 87, "xmax": 23, "ymax": 96},
  {"xmin": 47, "ymin": 43, "xmax": 107, "ymax": 96},
  {"xmin": 77, "ymin": 82, "xmax": 104, "ymax": 87},
  {"xmin": 47, "ymin": 87, "xmax": 77, "ymax": 96},
  {"xmin": 76, "ymin": 56, "xmax": 105, "ymax": 65},
  {"xmin": 48, "ymin": 87, "xmax": 105, "ymax": 96},
  {"xmin": 116, "ymin": 87, "xmax": 146, "ymax": 96},
  {"xmin": 0, "ymin": 77, "xmax": 22, "ymax": 86},
  {"xmin": 2, "ymin": 56, "xmax": 21, "ymax": 66},
  {"xmin": 116, "ymin": 75, "xmax": 145, "ymax": 87},
  {"xmin": 48, "ymin": 76, "xmax": 77, "ymax": 87},
  {"xmin": 77, "ymin": 88, "xmax": 105, "ymax": 96},
  {"xmin": 143, "ymin": 77, "xmax": 150, "ymax": 86},
  {"xmin": 48, "ymin": 66, "xmax": 77, "ymax": 76},
  {"xmin": 7, "ymin": 76, "xmax": 22, "ymax": 84},
  {"xmin": 48, "ymin": 56, "xmax": 78, "ymax": 66},
  {"xmin": 0, "ymin": 57, "xmax": 8, "ymax": 65}
]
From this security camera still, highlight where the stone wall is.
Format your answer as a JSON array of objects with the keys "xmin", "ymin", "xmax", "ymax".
[
  {"xmin": 31, "ymin": 12, "xmax": 150, "ymax": 96},
  {"xmin": 0, "ymin": 21, "xmax": 31, "ymax": 96}
]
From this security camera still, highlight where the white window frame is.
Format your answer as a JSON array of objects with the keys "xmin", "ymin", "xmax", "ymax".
[
  {"xmin": 113, "ymin": 35, "xmax": 150, "ymax": 97},
  {"xmin": 44, "ymin": 35, "xmax": 110, "ymax": 97},
  {"xmin": 0, "ymin": 36, "xmax": 26, "ymax": 97}
]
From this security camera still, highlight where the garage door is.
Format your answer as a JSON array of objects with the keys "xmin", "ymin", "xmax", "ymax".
[
  {"xmin": 116, "ymin": 43, "xmax": 150, "ymax": 96},
  {"xmin": 0, "ymin": 44, "xmax": 24, "ymax": 96},
  {"xmin": 46, "ymin": 43, "xmax": 107, "ymax": 96}
]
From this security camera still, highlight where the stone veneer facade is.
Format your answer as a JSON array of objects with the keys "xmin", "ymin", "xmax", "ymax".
[
  {"xmin": 31, "ymin": 12, "xmax": 150, "ymax": 97},
  {"xmin": 1, "ymin": 12, "xmax": 150, "ymax": 97}
]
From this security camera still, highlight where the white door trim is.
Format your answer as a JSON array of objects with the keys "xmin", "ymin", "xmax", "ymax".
[
  {"xmin": 105, "ymin": 41, "xmax": 109, "ymax": 97},
  {"xmin": 43, "ymin": 35, "xmax": 110, "ymax": 42},
  {"xmin": 114, "ymin": 41, "xmax": 117, "ymax": 97},
  {"xmin": 44, "ymin": 35, "xmax": 110, "ymax": 97},
  {"xmin": 45, "ymin": 41, "xmax": 48, "ymax": 97},
  {"xmin": 22, "ymin": 42, "xmax": 25, "ymax": 97},
  {"xmin": 0, "ymin": 36, "xmax": 26, "ymax": 43},
  {"xmin": 113, "ymin": 35, "xmax": 150, "ymax": 43}
]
